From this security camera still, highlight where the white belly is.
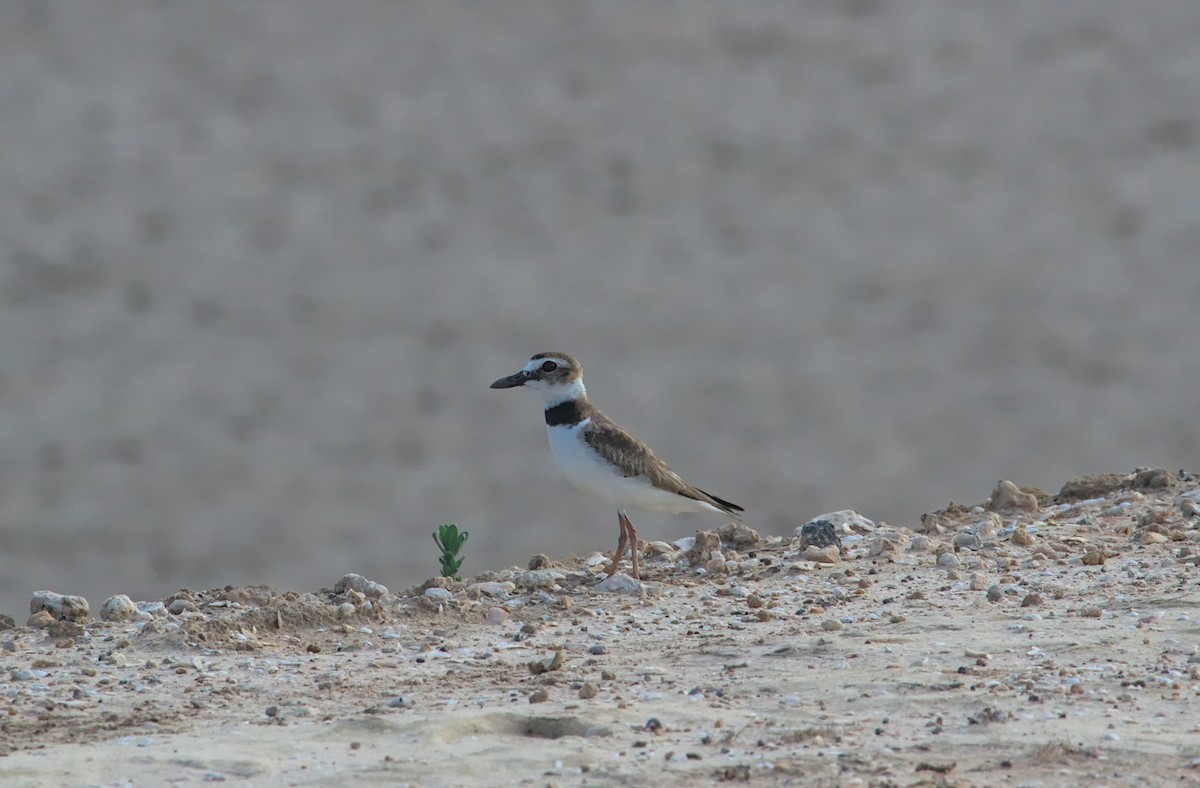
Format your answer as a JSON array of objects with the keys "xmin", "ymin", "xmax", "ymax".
[{"xmin": 546, "ymin": 421, "xmax": 719, "ymax": 514}]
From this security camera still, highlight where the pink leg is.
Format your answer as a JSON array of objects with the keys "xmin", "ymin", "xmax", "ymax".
[
  {"xmin": 607, "ymin": 515, "xmax": 629, "ymax": 578},
  {"xmin": 620, "ymin": 512, "xmax": 640, "ymax": 580}
]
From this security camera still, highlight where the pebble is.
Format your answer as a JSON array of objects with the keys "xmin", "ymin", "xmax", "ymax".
[
  {"xmin": 168, "ymin": 599, "xmax": 198, "ymax": 615},
  {"xmin": 954, "ymin": 531, "xmax": 980, "ymax": 550},
  {"xmin": 908, "ymin": 535, "xmax": 932, "ymax": 553},
  {"xmin": 936, "ymin": 552, "xmax": 961, "ymax": 569},
  {"xmin": 423, "ymin": 587, "xmax": 453, "ymax": 602},
  {"xmin": 796, "ymin": 520, "xmax": 841, "ymax": 552},
  {"xmin": 986, "ymin": 585, "xmax": 1004, "ymax": 603},
  {"xmin": 30, "ymin": 590, "xmax": 91, "ymax": 622},
  {"xmin": 989, "ymin": 480, "xmax": 1039, "ymax": 512},
  {"xmin": 719, "ymin": 522, "xmax": 761, "ymax": 547},
  {"xmin": 595, "ymin": 573, "xmax": 641, "ymax": 594},
  {"xmin": 1011, "ymin": 527, "xmax": 1035, "ymax": 546},
  {"xmin": 468, "ymin": 581, "xmax": 516, "ymax": 597},
  {"xmin": 820, "ymin": 619, "xmax": 843, "ymax": 632},
  {"xmin": 26, "ymin": 611, "xmax": 55, "ymax": 629},
  {"xmin": 800, "ymin": 545, "xmax": 840, "ymax": 564},
  {"xmin": 100, "ymin": 594, "xmax": 139, "ymax": 622},
  {"xmin": 333, "ymin": 573, "xmax": 389, "ymax": 598},
  {"xmin": 516, "ymin": 571, "xmax": 564, "ymax": 589}
]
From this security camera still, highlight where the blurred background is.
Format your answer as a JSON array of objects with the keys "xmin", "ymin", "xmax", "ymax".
[{"xmin": 0, "ymin": 1, "xmax": 1197, "ymax": 617}]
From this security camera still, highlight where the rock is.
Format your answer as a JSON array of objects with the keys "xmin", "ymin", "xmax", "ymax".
[
  {"xmin": 515, "ymin": 570, "xmax": 565, "ymax": 589},
  {"xmin": 468, "ymin": 581, "xmax": 516, "ymax": 597},
  {"xmin": 26, "ymin": 611, "xmax": 54, "ymax": 628},
  {"xmin": 647, "ymin": 541, "xmax": 676, "ymax": 555},
  {"xmin": 868, "ymin": 534, "xmax": 905, "ymax": 557},
  {"xmin": 334, "ymin": 573, "xmax": 389, "ymax": 598},
  {"xmin": 100, "ymin": 595, "xmax": 139, "ymax": 622},
  {"xmin": 988, "ymin": 480, "xmax": 1039, "ymax": 512},
  {"xmin": 799, "ymin": 510, "xmax": 876, "ymax": 536},
  {"xmin": 800, "ymin": 545, "xmax": 840, "ymax": 564},
  {"xmin": 820, "ymin": 619, "xmax": 843, "ymax": 632},
  {"xmin": 1011, "ymin": 527, "xmax": 1034, "ymax": 546},
  {"xmin": 528, "ymin": 648, "xmax": 564, "ymax": 675},
  {"xmin": 30, "ymin": 590, "xmax": 90, "ymax": 622},
  {"xmin": 954, "ymin": 531, "xmax": 980, "ymax": 550},
  {"xmin": 48, "ymin": 620, "xmax": 83, "ymax": 638},
  {"xmin": 687, "ymin": 530, "xmax": 722, "ymax": 564},
  {"xmin": 578, "ymin": 682, "xmax": 598, "ymax": 699},
  {"xmin": 168, "ymin": 599, "xmax": 198, "ymax": 615},
  {"xmin": 423, "ymin": 587, "xmax": 453, "ymax": 601},
  {"xmin": 719, "ymin": 522, "xmax": 761, "ymax": 546},
  {"xmin": 1139, "ymin": 531, "xmax": 1168, "ymax": 544},
  {"xmin": 797, "ymin": 520, "xmax": 841, "ymax": 552},
  {"xmin": 936, "ymin": 551, "xmax": 961, "ymax": 569},
  {"xmin": 968, "ymin": 572, "xmax": 988, "ymax": 591},
  {"xmin": 1132, "ymin": 467, "xmax": 1173, "ymax": 489},
  {"xmin": 986, "ymin": 585, "xmax": 1004, "ymax": 603},
  {"xmin": 595, "ymin": 573, "xmax": 641, "ymax": 593},
  {"xmin": 908, "ymin": 535, "xmax": 932, "ymax": 553}
]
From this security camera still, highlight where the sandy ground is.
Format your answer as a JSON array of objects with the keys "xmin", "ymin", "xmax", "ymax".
[
  {"xmin": 2, "ymin": 1, "xmax": 1200, "ymax": 617},
  {"xmin": 2, "ymin": 468, "xmax": 1199, "ymax": 786}
]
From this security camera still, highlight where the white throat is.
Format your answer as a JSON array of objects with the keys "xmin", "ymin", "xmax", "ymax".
[{"xmin": 530, "ymin": 377, "xmax": 587, "ymax": 408}]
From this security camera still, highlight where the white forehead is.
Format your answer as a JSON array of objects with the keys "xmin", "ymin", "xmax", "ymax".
[{"xmin": 521, "ymin": 356, "xmax": 571, "ymax": 373}]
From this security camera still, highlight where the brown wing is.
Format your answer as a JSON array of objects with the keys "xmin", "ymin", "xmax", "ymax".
[{"xmin": 582, "ymin": 411, "xmax": 744, "ymax": 515}]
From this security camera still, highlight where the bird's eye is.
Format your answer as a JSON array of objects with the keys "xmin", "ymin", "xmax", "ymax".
[{"xmin": 540, "ymin": 360, "xmax": 558, "ymax": 373}]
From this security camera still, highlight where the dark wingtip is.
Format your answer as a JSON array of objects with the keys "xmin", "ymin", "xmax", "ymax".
[{"xmin": 695, "ymin": 488, "xmax": 744, "ymax": 515}]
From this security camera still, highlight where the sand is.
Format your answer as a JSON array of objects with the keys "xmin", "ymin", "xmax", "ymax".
[{"xmin": 2, "ymin": 469, "xmax": 1199, "ymax": 786}]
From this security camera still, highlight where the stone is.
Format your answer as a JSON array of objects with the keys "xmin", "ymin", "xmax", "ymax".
[
  {"xmin": 423, "ymin": 587, "xmax": 453, "ymax": 601},
  {"xmin": 30, "ymin": 590, "xmax": 90, "ymax": 623},
  {"xmin": 800, "ymin": 545, "xmax": 840, "ymax": 564},
  {"xmin": 908, "ymin": 535, "xmax": 932, "ymax": 553},
  {"xmin": 936, "ymin": 551, "xmax": 961, "ymax": 569},
  {"xmin": 168, "ymin": 599, "xmax": 198, "ymax": 615},
  {"xmin": 334, "ymin": 573, "xmax": 389, "ymax": 598},
  {"xmin": 468, "ymin": 581, "xmax": 515, "ymax": 597},
  {"xmin": 968, "ymin": 572, "xmax": 988, "ymax": 591},
  {"xmin": 797, "ymin": 520, "xmax": 841, "ymax": 552},
  {"xmin": 26, "ymin": 611, "xmax": 54, "ymax": 628},
  {"xmin": 595, "ymin": 573, "xmax": 641, "ymax": 594},
  {"xmin": 719, "ymin": 522, "xmax": 761, "ymax": 546},
  {"xmin": 954, "ymin": 531, "xmax": 980, "ymax": 550},
  {"xmin": 100, "ymin": 595, "xmax": 139, "ymax": 622},
  {"xmin": 686, "ymin": 530, "xmax": 722, "ymax": 564},
  {"xmin": 986, "ymin": 585, "xmax": 1004, "ymax": 603},
  {"xmin": 988, "ymin": 480, "xmax": 1038, "ymax": 512}
]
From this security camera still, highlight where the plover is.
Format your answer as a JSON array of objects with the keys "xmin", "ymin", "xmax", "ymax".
[{"xmin": 490, "ymin": 352, "xmax": 743, "ymax": 579}]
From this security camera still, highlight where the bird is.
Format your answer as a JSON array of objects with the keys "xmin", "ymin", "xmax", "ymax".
[{"xmin": 490, "ymin": 352, "xmax": 743, "ymax": 580}]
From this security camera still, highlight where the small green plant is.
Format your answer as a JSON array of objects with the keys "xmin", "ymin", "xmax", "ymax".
[{"xmin": 433, "ymin": 523, "xmax": 469, "ymax": 579}]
